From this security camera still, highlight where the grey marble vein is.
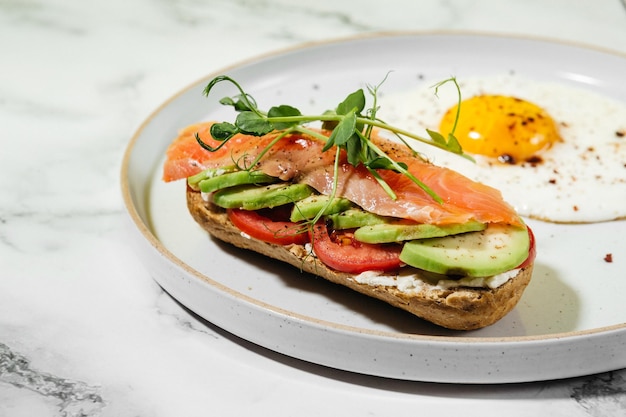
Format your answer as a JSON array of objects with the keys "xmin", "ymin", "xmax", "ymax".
[
  {"xmin": 0, "ymin": 342, "xmax": 105, "ymax": 417},
  {"xmin": 571, "ymin": 372, "xmax": 626, "ymax": 416}
]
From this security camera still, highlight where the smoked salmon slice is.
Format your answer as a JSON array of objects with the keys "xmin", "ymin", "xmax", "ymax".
[
  {"xmin": 163, "ymin": 122, "xmax": 522, "ymax": 226},
  {"xmin": 163, "ymin": 122, "xmax": 336, "ymax": 182}
]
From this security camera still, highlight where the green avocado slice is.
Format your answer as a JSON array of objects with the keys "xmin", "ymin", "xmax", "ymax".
[
  {"xmin": 325, "ymin": 208, "xmax": 388, "ymax": 229},
  {"xmin": 212, "ymin": 183, "xmax": 315, "ymax": 210},
  {"xmin": 290, "ymin": 195, "xmax": 354, "ymax": 222},
  {"xmin": 354, "ymin": 221, "xmax": 486, "ymax": 243},
  {"xmin": 198, "ymin": 170, "xmax": 278, "ymax": 193},
  {"xmin": 399, "ymin": 224, "xmax": 530, "ymax": 277}
]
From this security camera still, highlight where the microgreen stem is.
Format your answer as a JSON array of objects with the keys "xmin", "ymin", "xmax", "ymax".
[
  {"xmin": 264, "ymin": 114, "xmax": 470, "ymax": 159},
  {"xmin": 432, "ymin": 77, "xmax": 462, "ymax": 134},
  {"xmin": 366, "ymin": 167, "xmax": 397, "ymax": 200},
  {"xmin": 247, "ymin": 128, "xmax": 293, "ymax": 170},
  {"xmin": 357, "ymin": 117, "xmax": 470, "ymax": 159},
  {"xmin": 361, "ymin": 132, "xmax": 443, "ymax": 204},
  {"xmin": 309, "ymin": 146, "xmax": 343, "ymax": 227}
]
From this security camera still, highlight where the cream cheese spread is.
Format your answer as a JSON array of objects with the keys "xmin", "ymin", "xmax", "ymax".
[{"xmin": 354, "ymin": 268, "xmax": 519, "ymax": 293}]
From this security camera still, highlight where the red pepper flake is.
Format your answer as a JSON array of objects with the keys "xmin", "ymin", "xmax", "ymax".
[
  {"xmin": 573, "ymin": 205, "xmax": 579, "ymax": 211},
  {"xmin": 604, "ymin": 253, "xmax": 613, "ymax": 263}
]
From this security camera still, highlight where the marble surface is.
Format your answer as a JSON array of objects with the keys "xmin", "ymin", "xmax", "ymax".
[{"xmin": 1, "ymin": 0, "xmax": 626, "ymax": 415}]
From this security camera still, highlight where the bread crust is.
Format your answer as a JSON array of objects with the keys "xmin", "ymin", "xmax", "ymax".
[{"xmin": 187, "ymin": 189, "xmax": 533, "ymax": 330}]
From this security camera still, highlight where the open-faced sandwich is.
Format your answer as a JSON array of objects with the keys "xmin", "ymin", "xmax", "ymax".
[{"xmin": 162, "ymin": 76, "xmax": 536, "ymax": 330}]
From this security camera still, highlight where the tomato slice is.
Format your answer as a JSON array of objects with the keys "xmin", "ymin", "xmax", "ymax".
[
  {"xmin": 227, "ymin": 207, "xmax": 309, "ymax": 245},
  {"xmin": 517, "ymin": 226, "xmax": 536, "ymax": 269},
  {"xmin": 309, "ymin": 222, "xmax": 402, "ymax": 274}
]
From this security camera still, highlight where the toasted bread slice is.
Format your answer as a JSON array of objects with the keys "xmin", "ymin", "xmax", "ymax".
[{"xmin": 187, "ymin": 189, "xmax": 533, "ymax": 330}]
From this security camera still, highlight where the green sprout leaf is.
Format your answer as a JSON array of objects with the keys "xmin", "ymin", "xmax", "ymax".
[
  {"xmin": 345, "ymin": 135, "xmax": 363, "ymax": 166},
  {"xmin": 209, "ymin": 122, "xmax": 238, "ymax": 142},
  {"xmin": 268, "ymin": 105, "xmax": 302, "ymax": 129},
  {"xmin": 235, "ymin": 111, "xmax": 274, "ymax": 136},
  {"xmin": 336, "ymin": 89, "xmax": 366, "ymax": 115},
  {"xmin": 324, "ymin": 110, "xmax": 357, "ymax": 151},
  {"xmin": 367, "ymin": 157, "xmax": 407, "ymax": 172},
  {"xmin": 219, "ymin": 95, "xmax": 257, "ymax": 112},
  {"xmin": 426, "ymin": 128, "xmax": 447, "ymax": 146},
  {"xmin": 445, "ymin": 133, "xmax": 463, "ymax": 154}
]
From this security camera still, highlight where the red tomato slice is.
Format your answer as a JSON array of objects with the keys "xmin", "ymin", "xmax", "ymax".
[
  {"xmin": 309, "ymin": 223, "xmax": 402, "ymax": 274},
  {"xmin": 517, "ymin": 226, "xmax": 536, "ymax": 269},
  {"xmin": 227, "ymin": 208, "xmax": 309, "ymax": 245}
]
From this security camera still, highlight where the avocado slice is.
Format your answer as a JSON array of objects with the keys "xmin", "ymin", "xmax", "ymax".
[
  {"xmin": 354, "ymin": 221, "xmax": 486, "ymax": 244},
  {"xmin": 212, "ymin": 183, "xmax": 315, "ymax": 210},
  {"xmin": 197, "ymin": 170, "xmax": 278, "ymax": 193},
  {"xmin": 325, "ymin": 208, "xmax": 388, "ymax": 229},
  {"xmin": 399, "ymin": 224, "xmax": 530, "ymax": 277},
  {"xmin": 187, "ymin": 166, "xmax": 237, "ymax": 190},
  {"xmin": 290, "ymin": 195, "xmax": 354, "ymax": 222},
  {"xmin": 326, "ymin": 208, "xmax": 389, "ymax": 230}
]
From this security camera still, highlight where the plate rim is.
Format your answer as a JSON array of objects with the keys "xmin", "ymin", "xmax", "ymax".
[{"xmin": 121, "ymin": 31, "xmax": 626, "ymax": 351}]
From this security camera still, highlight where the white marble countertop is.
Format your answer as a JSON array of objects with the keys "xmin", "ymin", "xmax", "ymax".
[{"xmin": 2, "ymin": 0, "xmax": 626, "ymax": 415}]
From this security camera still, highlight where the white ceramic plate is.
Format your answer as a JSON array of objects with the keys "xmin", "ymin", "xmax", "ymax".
[{"xmin": 121, "ymin": 32, "xmax": 626, "ymax": 384}]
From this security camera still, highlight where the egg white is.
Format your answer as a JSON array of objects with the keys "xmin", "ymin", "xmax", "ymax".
[{"xmin": 379, "ymin": 74, "xmax": 626, "ymax": 223}]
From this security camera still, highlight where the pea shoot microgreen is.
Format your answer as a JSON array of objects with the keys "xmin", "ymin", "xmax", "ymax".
[{"xmin": 195, "ymin": 74, "xmax": 469, "ymax": 205}]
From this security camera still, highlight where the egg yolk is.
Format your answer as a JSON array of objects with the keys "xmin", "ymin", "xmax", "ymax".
[{"xmin": 438, "ymin": 95, "xmax": 562, "ymax": 164}]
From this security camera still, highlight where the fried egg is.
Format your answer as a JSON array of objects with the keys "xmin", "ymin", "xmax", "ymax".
[{"xmin": 379, "ymin": 74, "xmax": 626, "ymax": 223}]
